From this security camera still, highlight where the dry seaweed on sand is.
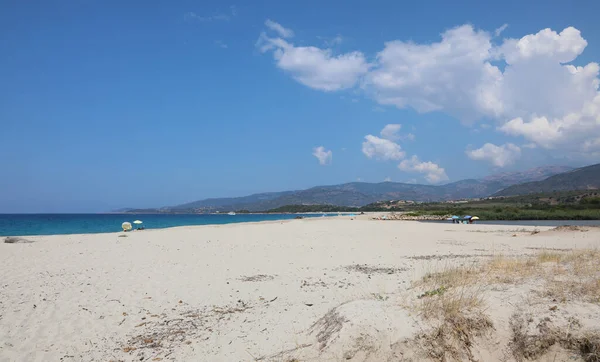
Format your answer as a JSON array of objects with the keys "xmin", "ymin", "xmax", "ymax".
[
  {"xmin": 343, "ymin": 264, "xmax": 408, "ymax": 275},
  {"xmin": 237, "ymin": 274, "xmax": 275, "ymax": 282}
]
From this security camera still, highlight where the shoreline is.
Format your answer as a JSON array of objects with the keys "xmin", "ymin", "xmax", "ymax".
[{"xmin": 3, "ymin": 214, "xmax": 600, "ymax": 238}]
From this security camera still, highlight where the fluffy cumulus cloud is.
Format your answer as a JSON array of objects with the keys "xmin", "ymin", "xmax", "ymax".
[
  {"xmin": 361, "ymin": 135, "xmax": 405, "ymax": 160},
  {"xmin": 466, "ymin": 143, "xmax": 521, "ymax": 167},
  {"xmin": 256, "ymin": 25, "xmax": 370, "ymax": 91},
  {"xmin": 312, "ymin": 146, "xmax": 332, "ymax": 165},
  {"xmin": 362, "ymin": 125, "xmax": 447, "ymax": 183},
  {"xmin": 380, "ymin": 124, "xmax": 402, "ymax": 140},
  {"xmin": 364, "ymin": 25, "xmax": 504, "ymax": 123},
  {"xmin": 258, "ymin": 22, "xmax": 600, "ymax": 158},
  {"xmin": 398, "ymin": 156, "xmax": 449, "ymax": 184}
]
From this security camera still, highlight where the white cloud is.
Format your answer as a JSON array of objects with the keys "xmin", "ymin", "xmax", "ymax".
[
  {"xmin": 466, "ymin": 143, "xmax": 521, "ymax": 167},
  {"xmin": 398, "ymin": 156, "xmax": 449, "ymax": 184},
  {"xmin": 363, "ymin": 125, "xmax": 443, "ymax": 182},
  {"xmin": 500, "ymin": 27, "xmax": 587, "ymax": 64},
  {"xmin": 384, "ymin": 177, "xmax": 392, "ymax": 182},
  {"xmin": 363, "ymin": 25, "xmax": 504, "ymax": 123},
  {"xmin": 379, "ymin": 124, "xmax": 414, "ymax": 141},
  {"xmin": 257, "ymin": 22, "xmax": 369, "ymax": 91},
  {"xmin": 318, "ymin": 35, "xmax": 343, "ymax": 47},
  {"xmin": 265, "ymin": 19, "xmax": 294, "ymax": 38},
  {"xmin": 312, "ymin": 146, "xmax": 332, "ymax": 165},
  {"xmin": 495, "ymin": 24, "xmax": 508, "ymax": 37},
  {"xmin": 260, "ymin": 24, "xmax": 600, "ymax": 158},
  {"xmin": 380, "ymin": 124, "xmax": 402, "ymax": 140},
  {"xmin": 215, "ymin": 40, "xmax": 228, "ymax": 49},
  {"xmin": 362, "ymin": 135, "xmax": 405, "ymax": 161},
  {"xmin": 185, "ymin": 7, "xmax": 235, "ymax": 22},
  {"xmin": 499, "ymin": 94, "xmax": 600, "ymax": 151}
]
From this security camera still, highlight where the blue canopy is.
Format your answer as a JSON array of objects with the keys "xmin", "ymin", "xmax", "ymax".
[
  {"xmin": 451, "ymin": 215, "xmax": 459, "ymax": 219},
  {"xmin": 463, "ymin": 215, "xmax": 472, "ymax": 219}
]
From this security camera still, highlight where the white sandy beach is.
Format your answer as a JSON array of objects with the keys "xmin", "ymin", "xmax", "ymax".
[{"xmin": 2, "ymin": 217, "xmax": 600, "ymax": 362}]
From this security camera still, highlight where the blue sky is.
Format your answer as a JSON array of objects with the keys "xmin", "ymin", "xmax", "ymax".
[{"xmin": 1, "ymin": 0, "xmax": 600, "ymax": 212}]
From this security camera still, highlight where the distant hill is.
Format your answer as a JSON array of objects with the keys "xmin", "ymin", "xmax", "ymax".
[
  {"xmin": 482, "ymin": 165, "xmax": 573, "ymax": 184},
  {"xmin": 494, "ymin": 164, "xmax": 600, "ymax": 197},
  {"xmin": 116, "ymin": 165, "xmax": 574, "ymax": 213}
]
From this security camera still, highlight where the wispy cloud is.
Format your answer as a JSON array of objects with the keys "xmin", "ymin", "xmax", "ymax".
[
  {"xmin": 185, "ymin": 6, "xmax": 237, "ymax": 22},
  {"xmin": 318, "ymin": 35, "xmax": 343, "ymax": 47},
  {"xmin": 215, "ymin": 40, "xmax": 228, "ymax": 49},
  {"xmin": 495, "ymin": 23, "xmax": 508, "ymax": 37},
  {"xmin": 264, "ymin": 19, "xmax": 294, "ymax": 38}
]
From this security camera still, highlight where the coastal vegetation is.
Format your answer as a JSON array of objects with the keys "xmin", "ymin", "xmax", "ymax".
[{"xmin": 263, "ymin": 191, "xmax": 600, "ymax": 220}]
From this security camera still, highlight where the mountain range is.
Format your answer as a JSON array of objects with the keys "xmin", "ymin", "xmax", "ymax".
[
  {"xmin": 494, "ymin": 163, "xmax": 600, "ymax": 196},
  {"xmin": 120, "ymin": 165, "xmax": 588, "ymax": 213}
]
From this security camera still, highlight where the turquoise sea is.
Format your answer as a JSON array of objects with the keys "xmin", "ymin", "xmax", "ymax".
[{"xmin": 0, "ymin": 213, "xmax": 330, "ymax": 236}]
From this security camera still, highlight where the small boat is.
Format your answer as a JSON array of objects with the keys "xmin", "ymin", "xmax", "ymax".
[{"xmin": 227, "ymin": 212, "xmax": 236, "ymax": 216}]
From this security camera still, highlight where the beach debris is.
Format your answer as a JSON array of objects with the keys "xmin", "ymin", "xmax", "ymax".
[
  {"xmin": 305, "ymin": 303, "xmax": 314, "ymax": 307},
  {"xmin": 372, "ymin": 293, "xmax": 389, "ymax": 301},
  {"xmin": 309, "ymin": 305, "xmax": 349, "ymax": 350},
  {"xmin": 343, "ymin": 264, "xmax": 407, "ymax": 275},
  {"xmin": 408, "ymin": 253, "xmax": 494, "ymax": 261},
  {"xmin": 255, "ymin": 343, "xmax": 313, "ymax": 361},
  {"xmin": 525, "ymin": 247, "xmax": 572, "ymax": 252},
  {"xmin": 4, "ymin": 237, "xmax": 35, "ymax": 244},
  {"xmin": 550, "ymin": 225, "xmax": 590, "ymax": 232},
  {"xmin": 238, "ymin": 274, "xmax": 275, "ymax": 282},
  {"xmin": 120, "ymin": 300, "xmax": 253, "ymax": 358}
]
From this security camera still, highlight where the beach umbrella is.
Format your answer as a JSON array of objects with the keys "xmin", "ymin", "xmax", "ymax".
[
  {"xmin": 133, "ymin": 220, "xmax": 143, "ymax": 224},
  {"xmin": 471, "ymin": 216, "xmax": 480, "ymax": 220},
  {"xmin": 463, "ymin": 215, "xmax": 472, "ymax": 219},
  {"xmin": 451, "ymin": 215, "xmax": 459, "ymax": 219},
  {"xmin": 122, "ymin": 222, "xmax": 132, "ymax": 231}
]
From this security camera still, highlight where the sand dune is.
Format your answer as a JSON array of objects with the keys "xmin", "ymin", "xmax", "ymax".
[{"xmin": 1, "ymin": 218, "xmax": 599, "ymax": 361}]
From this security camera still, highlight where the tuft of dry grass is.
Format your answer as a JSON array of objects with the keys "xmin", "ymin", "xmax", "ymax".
[
  {"xmin": 418, "ymin": 249, "xmax": 600, "ymax": 304},
  {"xmin": 535, "ymin": 249, "xmax": 600, "ymax": 304},
  {"xmin": 536, "ymin": 251, "xmax": 563, "ymax": 263},
  {"xmin": 510, "ymin": 312, "xmax": 600, "ymax": 362},
  {"xmin": 413, "ymin": 248, "xmax": 600, "ymax": 360},
  {"xmin": 415, "ymin": 286, "xmax": 493, "ymax": 361},
  {"xmin": 414, "ymin": 265, "xmax": 492, "ymax": 361}
]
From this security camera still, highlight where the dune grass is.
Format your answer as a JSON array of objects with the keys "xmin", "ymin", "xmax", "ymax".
[{"xmin": 412, "ymin": 248, "xmax": 600, "ymax": 361}]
